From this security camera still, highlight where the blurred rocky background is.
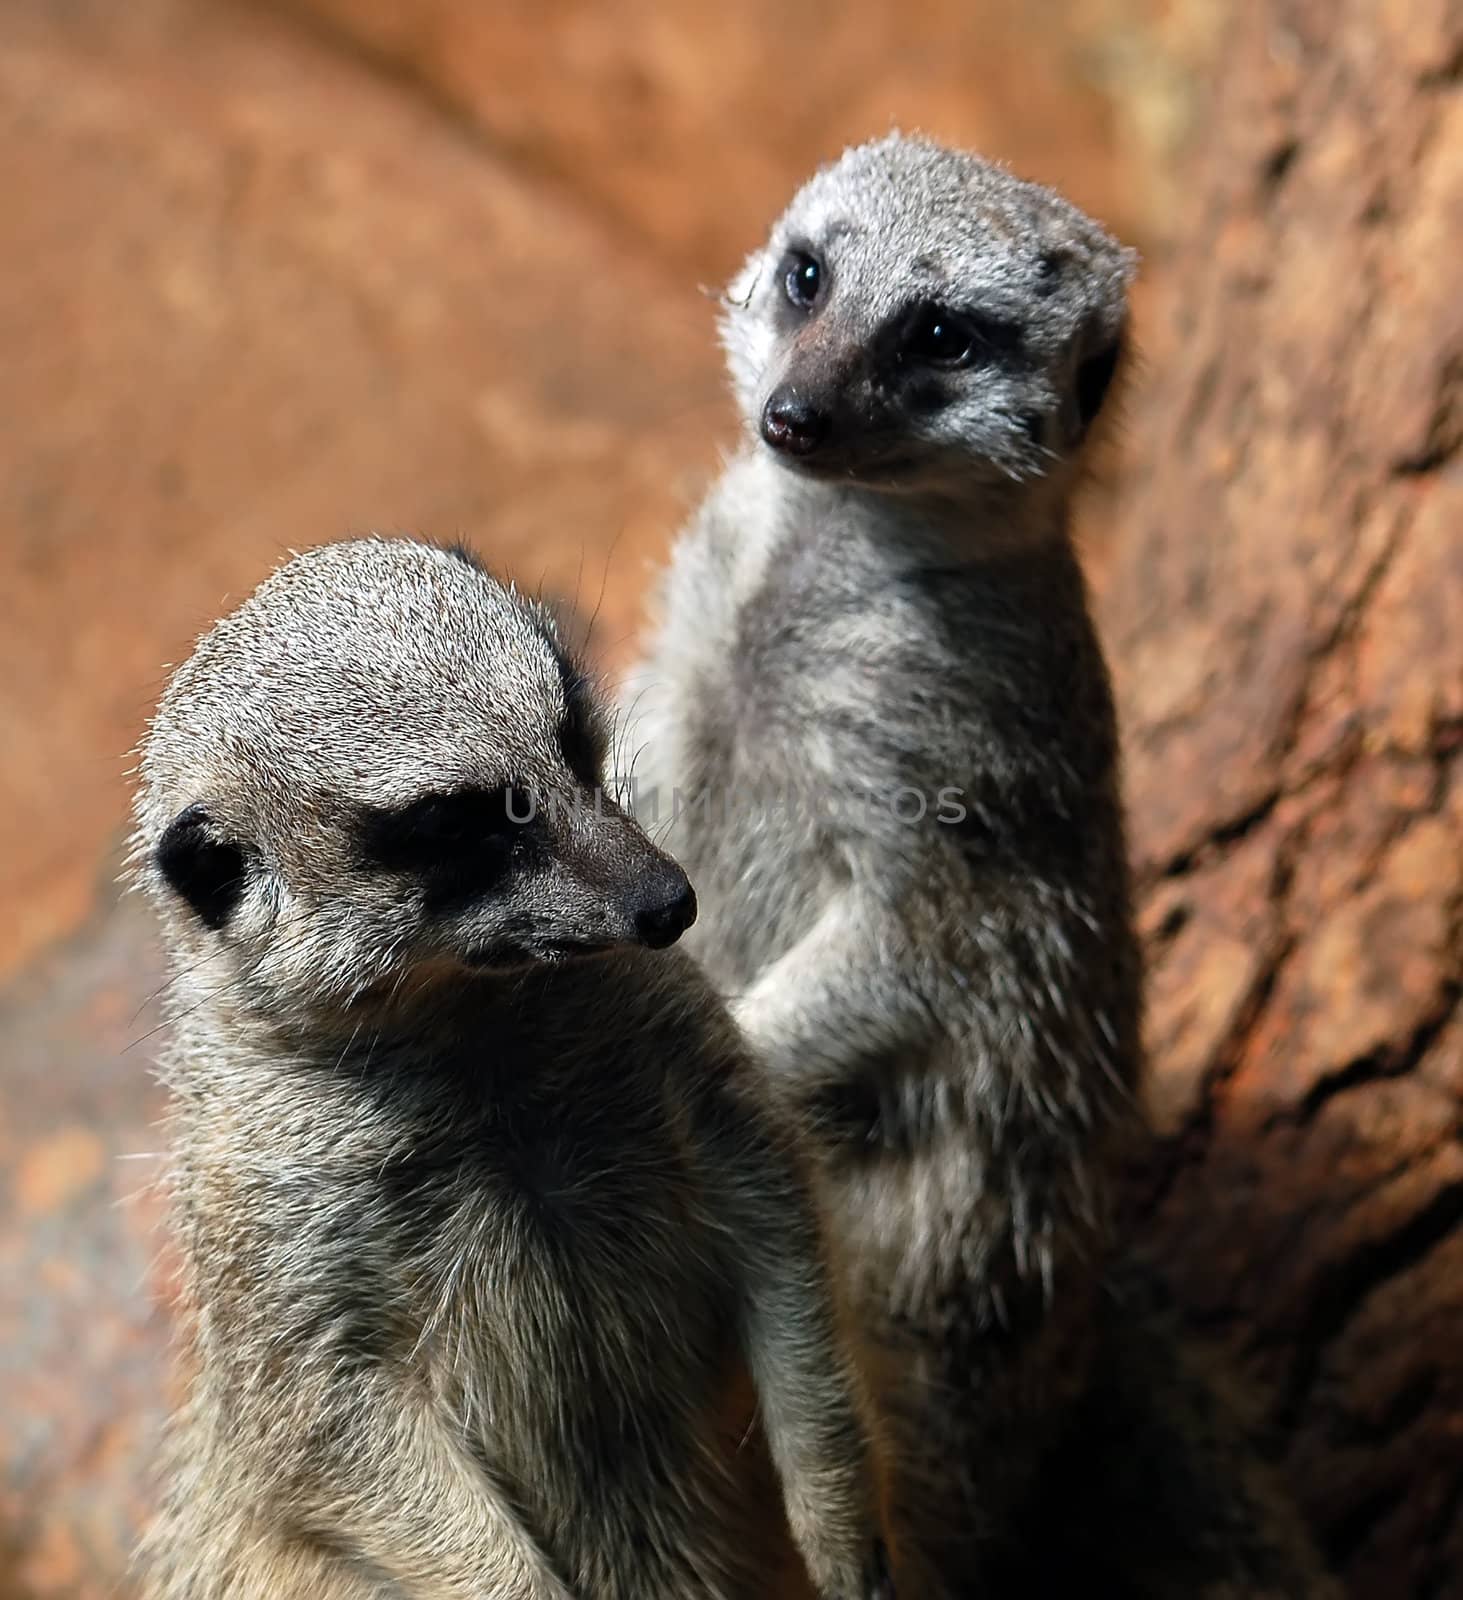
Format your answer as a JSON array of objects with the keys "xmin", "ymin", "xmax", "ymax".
[{"xmin": 0, "ymin": 1, "xmax": 1456, "ymax": 1595}]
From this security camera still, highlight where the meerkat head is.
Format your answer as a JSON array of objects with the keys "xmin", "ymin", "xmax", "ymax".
[
  {"xmin": 134, "ymin": 538, "xmax": 696, "ymax": 1028},
  {"xmin": 721, "ymin": 133, "xmax": 1136, "ymax": 496}
]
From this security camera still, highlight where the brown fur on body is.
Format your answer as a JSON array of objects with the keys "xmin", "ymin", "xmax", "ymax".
[
  {"xmin": 623, "ymin": 135, "xmax": 1328, "ymax": 1595},
  {"xmin": 132, "ymin": 537, "xmax": 893, "ymax": 1600}
]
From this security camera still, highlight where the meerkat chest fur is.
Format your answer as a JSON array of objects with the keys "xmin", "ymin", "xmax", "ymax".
[
  {"xmin": 171, "ymin": 972, "xmax": 759, "ymax": 1556},
  {"xmin": 644, "ymin": 464, "xmax": 925, "ymax": 983},
  {"xmin": 161, "ymin": 965, "xmax": 816, "ymax": 1600},
  {"xmin": 649, "ymin": 451, "xmax": 1135, "ymax": 1070}
]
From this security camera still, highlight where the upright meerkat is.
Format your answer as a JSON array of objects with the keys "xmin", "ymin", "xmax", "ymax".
[
  {"xmin": 627, "ymin": 134, "xmax": 1339, "ymax": 1596},
  {"xmin": 623, "ymin": 133, "xmax": 1144, "ymax": 1590},
  {"xmin": 133, "ymin": 537, "xmax": 894, "ymax": 1600}
]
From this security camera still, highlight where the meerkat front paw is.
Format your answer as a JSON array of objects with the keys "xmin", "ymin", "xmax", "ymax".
[
  {"xmin": 861, "ymin": 1536, "xmax": 895, "ymax": 1600},
  {"xmin": 727, "ymin": 987, "xmax": 767, "ymax": 1041},
  {"xmin": 807, "ymin": 1536, "xmax": 896, "ymax": 1600}
]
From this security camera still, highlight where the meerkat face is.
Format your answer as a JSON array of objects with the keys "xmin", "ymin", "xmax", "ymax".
[
  {"xmin": 721, "ymin": 134, "xmax": 1136, "ymax": 495},
  {"xmin": 135, "ymin": 539, "xmax": 695, "ymax": 1024}
]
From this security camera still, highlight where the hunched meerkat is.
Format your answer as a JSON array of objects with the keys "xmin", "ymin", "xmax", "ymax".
[
  {"xmin": 623, "ymin": 132, "xmax": 1210, "ymax": 1590},
  {"xmin": 132, "ymin": 537, "xmax": 895, "ymax": 1600}
]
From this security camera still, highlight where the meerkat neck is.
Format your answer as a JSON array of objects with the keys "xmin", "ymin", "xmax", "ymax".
[
  {"xmin": 756, "ymin": 448, "xmax": 1075, "ymax": 562},
  {"xmin": 178, "ymin": 956, "xmax": 629, "ymax": 1089}
]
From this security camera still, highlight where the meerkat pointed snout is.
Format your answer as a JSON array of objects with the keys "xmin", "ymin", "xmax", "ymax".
[
  {"xmin": 628, "ymin": 860, "xmax": 698, "ymax": 947},
  {"xmin": 761, "ymin": 388, "xmax": 831, "ymax": 457},
  {"xmin": 725, "ymin": 134, "xmax": 1134, "ymax": 490}
]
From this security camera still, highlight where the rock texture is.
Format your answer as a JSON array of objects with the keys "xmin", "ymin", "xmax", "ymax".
[
  {"xmin": 0, "ymin": 898, "xmax": 168, "ymax": 1599},
  {"xmin": 261, "ymin": 0, "xmax": 1141, "ymax": 282},
  {"xmin": 1101, "ymin": 2, "xmax": 1463, "ymax": 1594}
]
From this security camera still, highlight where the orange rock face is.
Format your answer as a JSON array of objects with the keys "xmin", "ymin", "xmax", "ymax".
[{"xmin": 1101, "ymin": 2, "xmax": 1462, "ymax": 1592}]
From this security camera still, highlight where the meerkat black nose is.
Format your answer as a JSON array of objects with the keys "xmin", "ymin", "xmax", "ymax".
[
  {"xmin": 632, "ymin": 867, "xmax": 698, "ymax": 950},
  {"xmin": 761, "ymin": 389, "xmax": 830, "ymax": 457}
]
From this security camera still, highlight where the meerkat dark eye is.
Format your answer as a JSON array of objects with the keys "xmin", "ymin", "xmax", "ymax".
[
  {"xmin": 903, "ymin": 307, "xmax": 979, "ymax": 367},
  {"xmin": 780, "ymin": 250, "xmax": 824, "ymax": 311},
  {"xmin": 362, "ymin": 785, "xmax": 535, "ymax": 874},
  {"xmin": 1076, "ymin": 339, "xmax": 1123, "ymax": 429},
  {"xmin": 902, "ymin": 305, "xmax": 1022, "ymax": 369}
]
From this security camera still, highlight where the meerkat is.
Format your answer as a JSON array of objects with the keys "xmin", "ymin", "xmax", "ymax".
[
  {"xmin": 622, "ymin": 131, "xmax": 1143, "ymax": 1588},
  {"xmin": 132, "ymin": 536, "xmax": 895, "ymax": 1600},
  {"xmin": 622, "ymin": 133, "xmax": 1303, "ymax": 1592}
]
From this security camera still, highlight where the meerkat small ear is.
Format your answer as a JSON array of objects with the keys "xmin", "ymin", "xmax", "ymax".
[
  {"xmin": 721, "ymin": 250, "xmax": 763, "ymax": 315},
  {"xmin": 156, "ymin": 804, "xmax": 247, "ymax": 931},
  {"xmin": 1076, "ymin": 337, "xmax": 1123, "ymax": 430}
]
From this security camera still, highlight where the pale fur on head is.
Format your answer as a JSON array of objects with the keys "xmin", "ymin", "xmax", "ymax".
[
  {"xmin": 721, "ymin": 131, "xmax": 1135, "ymax": 494},
  {"xmin": 133, "ymin": 537, "xmax": 689, "ymax": 1037}
]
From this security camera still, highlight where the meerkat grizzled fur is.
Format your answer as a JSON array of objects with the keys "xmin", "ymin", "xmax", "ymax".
[
  {"xmin": 132, "ymin": 537, "xmax": 894, "ymax": 1600},
  {"xmin": 623, "ymin": 134, "xmax": 1327, "ymax": 1593},
  {"xmin": 624, "ymin": 132, "xmax": 1142, "ymax": 1589}
]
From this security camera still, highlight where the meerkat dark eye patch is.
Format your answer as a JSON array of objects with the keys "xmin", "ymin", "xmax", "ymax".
[
  {"xmin": 778, "ymin": 248, "xmax": 824, "ymax": 311},
  {"xmin": 900, "ymin": 304, "xmax": 1023, "ymax": 369},
  {"xmin": 156, "ymin": 804, "xmax": 246, "ymax": 931},
  {"xmin": 1076, "ymin": 339, "xmax": 1122, "ymax": 428},
  {"xmin": 361, "ymin": 785, "xmax": 535, "ymax": 879}
]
